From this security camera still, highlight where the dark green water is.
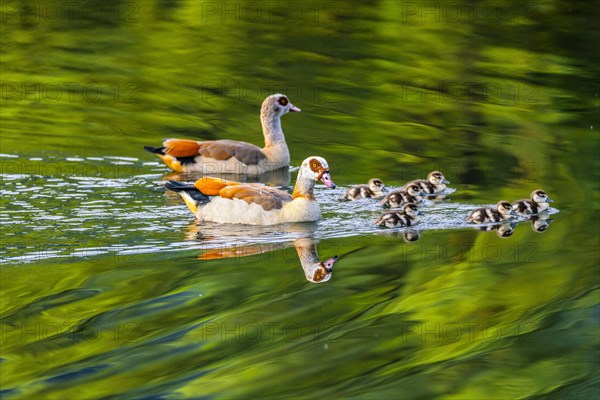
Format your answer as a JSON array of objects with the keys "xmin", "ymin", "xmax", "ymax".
[{"xmin": 1, "ymin": 1, "xmax": 599, "ymax": 399}]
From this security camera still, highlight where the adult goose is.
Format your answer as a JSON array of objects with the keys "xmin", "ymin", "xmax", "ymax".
[
  {"xmin": 164, "ymin": 156, "xmax": 335, "ymax": 225},
  {"xmin": 145, "ymin": 94, "xmax": 299, "ymax": 175}
]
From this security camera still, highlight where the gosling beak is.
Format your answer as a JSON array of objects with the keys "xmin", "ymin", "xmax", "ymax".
[
  {"xmin": 417, "ymin": 211, "xmax": 424, "ymax": 216},
  {"xmin": 443, "ymin": 178, "xmax": 450, "ymax": 184},
  {"xmin": 510, "ymin": 210, "xmax": 517, "ymax": 216},
  {"xmin": 319, "ymin": 171, "xmax": 336, "ymax": 189},
  {"xmin": 382, "ymin": 187, "xmax": 389, "ymax": 193},
  {"xmin": 419, "ymin": 192, "xmax": 427, "ymax": 197},
  {"xmin": 289, "ymin": 104, "xmax": 301, "ymax": 112},
  {"xmin": 546, "ymin": 197, "xmax": 554, "ymax": 203}
]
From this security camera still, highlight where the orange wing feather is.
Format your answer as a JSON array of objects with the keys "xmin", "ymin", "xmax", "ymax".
[
  {"xmin": 193, "ymin": 177, "xmax": 241, "ymax": 196},
  {"xmin": 163, "ymin": 139, "xmax": 202, "ymax": 157},
  {"xmin": 192, "ymin": 178, "xmax": 292, "ymax": 211}
]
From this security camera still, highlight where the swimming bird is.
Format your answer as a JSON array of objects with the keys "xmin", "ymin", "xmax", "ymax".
[
  {"xmin": 343, "ymin": 178, "xmax": 386, "ymax": 200},
  {"xmin": 407, "ymin": 170, "xmax": 450, "ymax": 194},
  {"xmin": 380, "ymin": 184, "xmax": 426, "ymax": 208},
  {"xmin": 512, "ymin": 189, "xmax": 553, "ymax": 216},
  {"xmin": 375, "ymin": 203, "xmax": 423, "ymax": 228},
  {"xmin": 144, "ymin": 94, "xmax": 299, "ymax": 175},
  {"xmin": 164, "ymin": 156, "xmax": 335, "ymax": 225},
  {"xmin": 466, "ymin": 201, "xmax": 515, "ymax": 224}
]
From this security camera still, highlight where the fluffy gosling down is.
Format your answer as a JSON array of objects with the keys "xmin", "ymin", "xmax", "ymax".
[
  {"xmin": 466, "ymin": 201, "xmax": 515, "ymax": 224},
  {"xmin": 512, "ymin": 189, "xmax": 553, "ymax": 216},
  {"xmin": 375, "ymin": 203, "xmax": 423, "ymax": 228},
  {"xmin": 343, "ymin": 178, "xmax": 386, "ymax": 200},
  {"xmin": 408, "ymin": 171, "xmax": 450, "ymax": 194},
  {"xmin": 380, "ymin": 184, "xmax": 426, "ymax": 208}
]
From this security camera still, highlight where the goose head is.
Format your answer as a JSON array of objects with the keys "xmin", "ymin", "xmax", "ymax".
[
  {"xmin": 295, "ymin": 238, "xmax": 338, "ymax": 283},
  {"xmin": 531, "ymin": 189, "xmax": 553, "ymax": 204},
  {"xmin": 497, "ymin": 201, "xmax": 515, "ymax": 217},
  {"xmin": 303, "ymin": 256, "xmax": 338, "ymax": 283},
  {"xmin": 262, "ymin": 93, "xmax": 301, "ymax": 118},
  {"xmin": 428, "ymin": 170, "xmax": 450, "ymax": 185},
  {"xmin": 300, "ymin": 156, "xmax": 336, "ymax": 188}
]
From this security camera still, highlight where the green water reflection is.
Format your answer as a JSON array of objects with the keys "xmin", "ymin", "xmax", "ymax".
[{"xmin": 1, "ymin": 0, "xmax": 598, "ymax": 399}]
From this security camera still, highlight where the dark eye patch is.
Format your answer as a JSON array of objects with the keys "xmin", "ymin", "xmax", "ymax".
[{"xmin": 278, "ymin": 97, "xmax": 288, "ymax": 106}]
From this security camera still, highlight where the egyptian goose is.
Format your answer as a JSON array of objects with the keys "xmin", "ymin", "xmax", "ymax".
[
  {"xmin": 407, "ymin": 171, "xmax": 450, "ymax": 194},
  {"xmin": 375, "ymin": 203, "xmax": 423, "ymax": 228},
  {"xmin": 380, "ymin": 184, "xmax": 426, "ymax": 208},
  {"xmin": 145, "ymin": 94, "xmax": 299, "ymax": 175},
  {"xmin": 512, "ymin": 189, "xmax": 553, "ymax": 215},
  {"xmin": 164, "ymin": 156, "xmax": 335, "ymax": 225},
  {"xmin": 343, "ymin": 178, "xmax": 386, "ymax": 200},
  {"xmin": 466, "ymin": 201, "xmax": 515, "ymax": 224}
]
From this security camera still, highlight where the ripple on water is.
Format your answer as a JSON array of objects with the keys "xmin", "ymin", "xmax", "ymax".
[{"xmin": 0, "ymin": 158, "xmax": 559, "ymax": 264}]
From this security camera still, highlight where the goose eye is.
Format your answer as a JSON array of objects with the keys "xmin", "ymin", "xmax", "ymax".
[{"xmin": 278, "ymin": 97, "xmax": 288, "ymax": 106}]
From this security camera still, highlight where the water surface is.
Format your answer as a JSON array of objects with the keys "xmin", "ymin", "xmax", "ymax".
[{"xmin": 1, "ymin": 1, "xmax": 598, "ymax": 399}]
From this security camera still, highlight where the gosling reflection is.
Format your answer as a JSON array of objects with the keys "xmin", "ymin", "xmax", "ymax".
[
  {"xmin": 379, "ymin": 228, "xmax": 421, "ymax": 242},
  {"xmin": 529, "ymin": 214, "xmax": 554, "ymax": 233},
  {"xmin": 475, "ymin": 222, "xmax": 518, "ymax": 238}
]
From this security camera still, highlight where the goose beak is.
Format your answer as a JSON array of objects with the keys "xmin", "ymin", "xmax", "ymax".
[
  {"xmin": 289, "ymin": 104, "xmax": 301, "ymax": 112},
  {"xmin": 419, "ymin": 191, "xmax": 427, "ymax": 196},
  {"xmin": 443, "ymin": 178, "xmax": 450, "ymax": 184},
  {"xmin": 319, "ymin": 171, "xmax": 336, "ymax": 189},
  {"xmin": 546, "ymin": 197, "xmax": 554, "ymax": 203},
  {"xmin": 325, "ymin": 256, "xmax": 338, "ymax": 272},
  {"xmin": 510, "ymin": 210, "xmax": 517, "ymax": 216},
  {"xmin": 417, "ymin": 211, "xmax": 424, "ymax": 216}
]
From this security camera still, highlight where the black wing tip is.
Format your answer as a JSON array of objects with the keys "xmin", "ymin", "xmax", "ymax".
[
  {"xmin": 164, "ymin": 180, "xmax": 192, "ymax": 191},
  {"xmin": 144, "ymin": 146, "xmax": 165, "ymax": 155}
]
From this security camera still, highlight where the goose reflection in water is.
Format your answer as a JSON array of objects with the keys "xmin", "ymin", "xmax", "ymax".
[
  {"xmin": 185, "ymin": 221, "xmax": 340, "ymax": 283},
  {"xmin": 196, "ymin": 237, "xmax": 339, "ymax": 283},
  {"xmin": 294, "ymin": 237, "xmax": 338, "ymax": 283},
  {"xmin": 161, "ymin": 165, "xmax": 291, "ymax": 188}
]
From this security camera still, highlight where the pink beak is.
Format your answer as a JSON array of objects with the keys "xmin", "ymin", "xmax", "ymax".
[
  {"xmin": 324, "ymin": 256, "xmax": 338, "ymax": 272},
  {"xmin": 289, "ymin": 104, "xmax": 301, "ymax": 112},
  {"xmin": 319, "ymin": 171, "xmax": 336, "ymax": 188}
]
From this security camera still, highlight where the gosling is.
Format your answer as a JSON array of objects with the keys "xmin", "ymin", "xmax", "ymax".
[
  {"xmin": 466, "ymin": 201, "xmax": 515, "ymax": 224},
  {"xmin": 512, "ymin": 189, "xmax": 553, "ymax": 216},
  {"xmin": 380, "ymin": 184, "xmax": 425, "ymax": 208},
  {"xmin": 407, "ymin": 170, "xmax": 450, "ymax": 194},
  {"xmin": 344, "ymin": 178, "xmax": 386, "ymax": 200},
  {"xmin": 375, "ymin": 203, "xmax": 423, "ymax": 228}
]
